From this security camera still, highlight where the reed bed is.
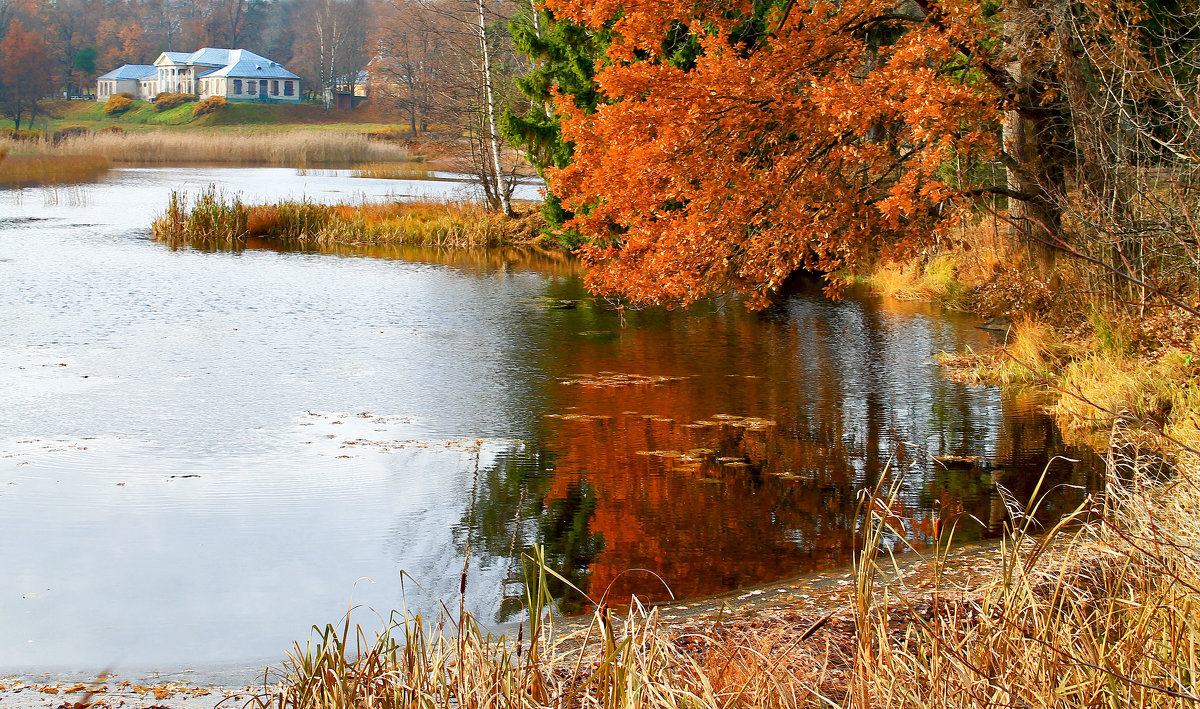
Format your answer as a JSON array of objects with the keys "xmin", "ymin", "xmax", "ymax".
[
  {"xmin": 352, "ymin": 162, "xmax": 436, "ymax": 180},
  {"xmin": 0, "ymin": 146, "xmax": 110, "ymax": 187},
  {"xmin": 152, "ymin": 187, "xmax": 509, "ymax": 249},
  {"xmin": 16, "ymin": 130, "xmax": 410, "ymax": 167},
  {"xmin": 248, "ymin": 434, "xmax": 1199, "ymax": 709}
]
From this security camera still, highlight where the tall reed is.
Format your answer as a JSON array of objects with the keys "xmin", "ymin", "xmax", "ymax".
[
  {"xmin": 152, "ymin": 188, "xmax": 508, "ymax": 249},
  {"xmin": 14, "ymin": 130, "xmax": 410, "ymax": 167},
  {"xmin": 0, "ymin": 147, "xmax": 110, "ymax": 187}
]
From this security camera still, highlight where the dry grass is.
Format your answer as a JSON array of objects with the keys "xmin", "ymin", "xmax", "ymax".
[
  {"xmin": 247, "ymin": 548, "xmax": 845, "ymax": 709},
  {"xmin": 0, "ymin": 146, "xmax": 110, "ymax": 187},
  {"xmin": 352, "ymin": 162, "xmax": 434, "ymax": 180},
  {"xmin": 248, "ymin": 438, "xmax": 1199, "ymax": 709},
  {"xmin": 1054, "ymin": 348, "xmax": 1200, "ymax": 450},
  {"xmin": 866, "ymin": 253, "xmax": 966, "ymax": 308},
  {"xmin": 9, "ymin": 130, "xmax": 410, "ymax": 167},
  {"xmin": 151, "ymin": 187, "xmax": 531, "ymax": 250},
  {"xmin": 851, "ymin": 437, "xmax": 1200, "ymax": 708}
]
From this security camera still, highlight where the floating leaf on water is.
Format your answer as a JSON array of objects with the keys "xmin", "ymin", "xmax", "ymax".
[{"xmin": 560, "ymin": 372, "xmax": 686, "ymax": 387}]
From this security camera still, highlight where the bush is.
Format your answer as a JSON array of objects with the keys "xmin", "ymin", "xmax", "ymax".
[
  {"xmin": 154, "ymin": 92, "xmax": 196, "ymax": 111},
  {"xmin": 365, "ymin": 126, "xmax": 408, "ymax": 142},
  {"xmin": 53, "ymin": 125, "xmax": 92, "ymax": 143},
  {"xmin": 193, "ymin": 96, "xmax": 229, "ymax": 117},
  {"xmin": 103, "ymin": 94, "xmax": 134, "ymax": 115},
  {"xmin": 97, "ymin": 125, "xmax": 125, "ymax": 135},
  {"xmin": 1, "ymin": 129, "xmax": 45, "ymax": 142}
]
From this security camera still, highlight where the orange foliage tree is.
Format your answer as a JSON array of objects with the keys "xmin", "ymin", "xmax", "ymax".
[
  {"xmin": 543, "ymin": 0, "xmax": 1000, "ymax": 307},
  {"xmin": 0, "ymin": 20, "xmax": 55, "ymax": 130}
]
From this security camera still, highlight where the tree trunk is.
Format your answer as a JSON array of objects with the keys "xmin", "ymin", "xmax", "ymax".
[
  {"xmin": 1004, "ymin": 0, "xmax": 1061, "ymax": 277},
  {"xmin": 477, "ymin": 0, "xmax": 512, "ymax": 216}
]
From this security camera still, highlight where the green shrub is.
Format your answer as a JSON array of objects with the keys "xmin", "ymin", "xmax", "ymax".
[
  {"xmin": 154, "ymin": 92, "xmax": 196, "ymax": 111},
  {"xmin": 103, "ymin": 94, "xmax": 134, "ymax": 115},
  {"xmin": 193, "ymin": 95, "xmax": 229, "ymax": 116}
]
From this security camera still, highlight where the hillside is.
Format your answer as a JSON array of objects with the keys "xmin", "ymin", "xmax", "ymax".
[{"xmin": 14, "ymin": 99, "xmax": 399, "ymax": 133}]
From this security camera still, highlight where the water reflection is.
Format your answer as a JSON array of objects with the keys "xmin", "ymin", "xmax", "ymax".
[
  {"xmin": 0, "ymin": 168, "xmax": 1098, "ymax": 673},
  {"xmin": 456, "ymin": 281, "xmax": 1100, "ymax": 621}
]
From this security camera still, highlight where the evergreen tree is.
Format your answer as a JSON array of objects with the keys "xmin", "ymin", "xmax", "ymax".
[{"xmin": 500, "ymin": 9, "xmax": 605, "ymax": 243}]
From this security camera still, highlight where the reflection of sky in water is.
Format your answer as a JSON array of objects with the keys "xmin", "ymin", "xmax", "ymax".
[{"xmin": 0, "ymin": 168, "xmax": 1096, "ymax": 676}]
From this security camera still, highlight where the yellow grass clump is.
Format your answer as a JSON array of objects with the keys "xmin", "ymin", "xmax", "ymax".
[{"xmin": 1054, "ymin": 347, "xmax": 1200, "ymax": 450}]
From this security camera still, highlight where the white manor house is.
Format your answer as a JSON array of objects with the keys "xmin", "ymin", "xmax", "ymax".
[{"xmin": 97, "ymin": 48, "xmax": 301, "ymax": 103}]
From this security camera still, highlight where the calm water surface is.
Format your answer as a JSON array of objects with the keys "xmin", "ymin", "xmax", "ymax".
[{"xmin": 0, "ymin": 168, "xmax": 1097, "ymax": 675}]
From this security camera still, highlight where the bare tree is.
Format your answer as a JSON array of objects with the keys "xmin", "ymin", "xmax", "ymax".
[
  {"xmin": 377, "ymin": 0, "xmax": 522, "ymax": 213},
  {"xmin": 293, "ymin": 0, "xmax": 372, "ymax": 107}
]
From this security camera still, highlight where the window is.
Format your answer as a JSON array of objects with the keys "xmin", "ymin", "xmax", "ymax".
[
  {"xmin": 271, "ymin": 80, "xmax": 279, "ymax": 96},
  {"xmin": 283, "ymin": 81, "xmax": 293, "ymax": 96},
  {"xmin": 248, "ymin": 80, "xmax": 256, "ymax": 95},
  {"xmin": 233, "ymin": 79, "xmax": 242, "ymax": 94}
]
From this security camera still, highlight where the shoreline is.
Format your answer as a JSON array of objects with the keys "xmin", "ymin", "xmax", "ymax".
[{"xmin": 0, "ymin": 538, "xmax": 1010, "ymax": 708}]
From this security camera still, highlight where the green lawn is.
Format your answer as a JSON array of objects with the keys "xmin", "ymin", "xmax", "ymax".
[{"xmin": 9, "ymin": 99, "xmax": 403, "ymax": 134}]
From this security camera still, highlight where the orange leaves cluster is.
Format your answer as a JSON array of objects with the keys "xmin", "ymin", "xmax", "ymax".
[{"xmin": 544, "ymin": 0, "xmax": 1000, "ymax": 307}]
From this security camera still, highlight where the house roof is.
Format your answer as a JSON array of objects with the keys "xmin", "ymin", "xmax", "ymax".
[
  {"xmin": 97, "ymin": 64, "xmax": 158, "ymax": 80},
  {"xmin": 125, "ymin": 49, "xmax": 300, "ymax": 81},
  {"xmin": 186, "ymin": 47, "xmax": 262, "ymax": 66},
  {"xmin": 204, "ymin": 54, "xmax": 300, "ymax": 80}
]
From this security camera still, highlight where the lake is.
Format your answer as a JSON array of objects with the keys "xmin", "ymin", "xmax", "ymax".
[{"xmin": 0, "ymin": 167, "xmax": 1098, "ymax": 677}]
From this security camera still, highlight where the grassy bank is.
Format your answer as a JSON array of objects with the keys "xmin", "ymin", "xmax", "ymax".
[
  {"xmin": 151, "ymin": 188, "xmax": 547, "ymax": 249},
  {"xmin": 8, "ymin": 99, "xmax": 401, "ymax": 133}
]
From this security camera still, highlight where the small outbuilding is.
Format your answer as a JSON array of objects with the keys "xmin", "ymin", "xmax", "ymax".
[{"xmin": 96, "ymin": 64, "xmax": 158, "ymax": 101}]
